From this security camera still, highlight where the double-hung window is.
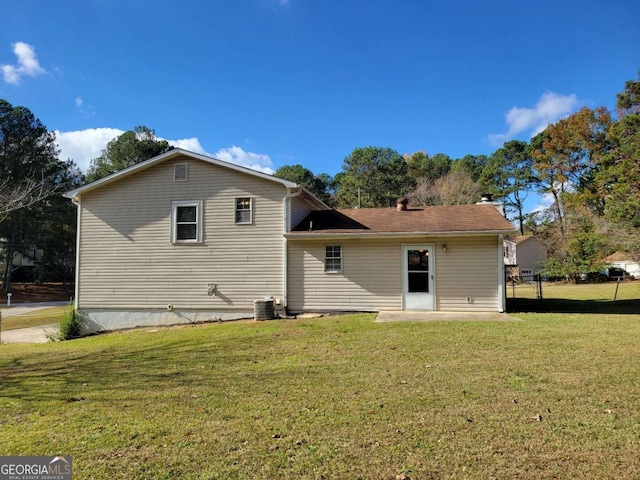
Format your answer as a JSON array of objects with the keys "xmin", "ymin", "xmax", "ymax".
[
  {"xmin": 324, "ymin": 245, "xmax": 342, "ymax": 273},
  {"xmin": 171, "ymin": 200, "xmax": 203, "ymax": 243},
  {"xmin": 235, "ymin": 197, "xmax": 253, "ymax": 224}
]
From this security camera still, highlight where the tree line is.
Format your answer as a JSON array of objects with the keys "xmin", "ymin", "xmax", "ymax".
[{"xmin": 1, "ymin": 72, "xmax": 638, "ymax": 288}]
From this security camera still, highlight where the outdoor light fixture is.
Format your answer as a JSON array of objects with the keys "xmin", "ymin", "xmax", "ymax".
[{"xmin": 442, "ymin": 244, "xmax": 447, "ymax": 251}]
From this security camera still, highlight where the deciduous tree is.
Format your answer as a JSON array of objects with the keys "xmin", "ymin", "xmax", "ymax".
[
  {"xmin": 408, "ymin": 171, "xmax": 481, "ymax": 206},
  {"xmin": 531, "ymin": 106, "xmax": 611, "ymax": 246}
]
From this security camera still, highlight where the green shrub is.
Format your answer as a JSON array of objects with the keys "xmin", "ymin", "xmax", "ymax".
[{"xmin": 49, "ymin": 307, "xmax": 84, "ymax": 341}]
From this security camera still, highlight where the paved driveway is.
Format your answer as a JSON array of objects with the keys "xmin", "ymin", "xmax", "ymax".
[
  {"xmin": 1, "ymin": 324, "xmax": 58, "ymax": 343},
  {"xmin": 0, "ymin": 301, "xmax": 67, "ymax": 344}
]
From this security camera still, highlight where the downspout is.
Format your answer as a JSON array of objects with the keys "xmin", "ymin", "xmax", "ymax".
[
  {"xmin": 71, "ymin": 197, "xmax": 81, "ymax": 310},
  {"xmin": 498, "ymin": 234, "xmax": 505, "ymax": 313},
  {"xmin": 283, "ymin": 187, "xmax": 303, "ymax": 311}
]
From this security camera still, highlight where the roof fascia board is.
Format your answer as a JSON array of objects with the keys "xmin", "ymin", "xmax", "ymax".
[
  {"xmin": 65, "ymin": 148, "xmax": 299, "ymax": 200},
  {"xmin": 285, "ymin": 229, "xmax": 517, "ymax": 240}
]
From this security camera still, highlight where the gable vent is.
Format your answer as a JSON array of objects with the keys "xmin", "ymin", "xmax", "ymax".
[{"xmin": 174, "ymin": 163, "xmax": 188, "ymax": 182}]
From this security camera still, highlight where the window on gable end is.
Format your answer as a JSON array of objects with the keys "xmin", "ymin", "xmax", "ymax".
[
  {"xmin": 235, "ymin": 197, "xmax": 253, "ymax": 224},
  {"xmin": 171, "ymin": 200, "xmax": 203, "ymax": 243}
]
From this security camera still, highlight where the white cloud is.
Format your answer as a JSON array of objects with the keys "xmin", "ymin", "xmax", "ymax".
[
  {"xmin": 165, "ymin": 139, "xmax": 274, "ymax": 173},
  {"xmin": 55, "ymin": 128, "xmax": 275, "ymax": 175},
  {"xmin": 1, "ymin": 42, "xmax": 46, "ymax": 85},
  {"xmin": 166, "ymin": 137, "xmax": 208, "ymax": 155},
  {"xmin": 531, "ymin": 192, "xmax": 555, "ymax": 214},
  {"xmin": 212, "ymin": 145, "xmax": 274, "ymax": 174},
  {"xmin": 55, "ymin": 128, "xmax": 125, "ymax": 172},
  {"xmin": 75, "ymin": 97, "xmax": 83, "ymax": 108},
  {"xmin": 489, "ymin": 92, "xmax": 581, "ymax": 146}
]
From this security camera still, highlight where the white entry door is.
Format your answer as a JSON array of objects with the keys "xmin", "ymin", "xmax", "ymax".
[{"xmin": 403, "ymin": 245, "xmax": 434, "ymax": 310}]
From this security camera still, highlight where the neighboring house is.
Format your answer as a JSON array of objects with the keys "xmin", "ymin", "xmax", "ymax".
[
  {"xmin": 65, "ymin": 149, "xmax": 516, "ymax": 333},
  {"xmin": 0, "ymin": 239, "xmax": 43, "ymax": 281},
  {"xmin": 503, "ymin": 238, "xmax": 517, "ymax": 267},
  {"xmin": 503, "ymin": 235, "xmax": 547, "ymax": 278},
  {"xmin": 603, "ymin": 252, "xmax": 640, "ymax": 278}
]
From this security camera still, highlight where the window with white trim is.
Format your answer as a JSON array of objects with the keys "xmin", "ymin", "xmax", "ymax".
[
  {"xmin": 171, "ymin": 200, "xmax": 203, "ymax": 243},
  {"xmin": 325, "ymin": 245, "xmax": 342, "ymax": 273},
  {"xmin": 235, "ymin": 197, "xmax": 253, "ymax": 224}
]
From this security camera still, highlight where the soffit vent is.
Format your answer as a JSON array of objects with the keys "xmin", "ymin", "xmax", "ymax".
[{"xmin": 174, "ymin": 163, "xmax": 188, "ymax": 182}]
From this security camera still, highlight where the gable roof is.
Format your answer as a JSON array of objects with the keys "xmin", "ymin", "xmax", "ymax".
[
  {"xmin": 64, "ymin": 148, "xmax": 308, "ymax": 201},
  {"xmin": 288, "ymin": 204, "xmax": 516, "ymax": 237}
]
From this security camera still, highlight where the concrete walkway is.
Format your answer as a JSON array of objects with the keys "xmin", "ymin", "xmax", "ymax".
[
  {"xmin": 0, "ymin": 301, "xmax": 67, "ymax": 344},
  {"xmin": 375, "ymin": 311, "xmax": 521, "ymax": 322}
]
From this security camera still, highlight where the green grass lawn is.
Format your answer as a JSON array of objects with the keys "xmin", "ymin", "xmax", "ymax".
[
  {"xmin": 1, "ymin": 313, "xmax": 639, "ymax": 479},
  {"xmin": 507, "ymin": 280, "xmax": 640, "ymax": 313},
  {"xmin": 507, "ymin": 279, "xmax": 640, "ymax": 301},
  {"xmin": 0, "ymin": 306, "xmax": 69, "ymax": 331}
]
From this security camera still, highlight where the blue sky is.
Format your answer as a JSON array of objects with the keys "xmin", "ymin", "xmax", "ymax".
[{"xmin": 1, "ymin": 0, "xmax": 638, "ymax": 196}]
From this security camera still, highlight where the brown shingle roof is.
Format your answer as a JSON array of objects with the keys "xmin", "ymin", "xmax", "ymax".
[{"xmin": 290, "ymin": 204, "xmax": 515, "ymax": 235}]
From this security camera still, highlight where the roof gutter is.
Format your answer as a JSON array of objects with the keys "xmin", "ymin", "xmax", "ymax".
[{"xmin": 285, "ymin": 229, "xmax": 517, "ymax": 240}]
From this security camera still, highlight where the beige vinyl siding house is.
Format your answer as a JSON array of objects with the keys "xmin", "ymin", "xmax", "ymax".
[
  {"xmin": 67, "ymin": 149, "xmax": 326, "ymax": 332},
  {"xmin": 504, "ymin": 235, "xmax": 547, "ymax": 277},
  {"xmin": 434, "ymin": 235, "xmax": 502, "ymax": 311},
  {"xmin": 287, "ymin": 235, "xmax": 503, "ymax": 313},
  {"xmin": 287, "ymin": 205, "xmax": 515, "ymax": 314},
  {"xmin": 67, "ymin": 149, "xmax": 515, "ymax": 332},
  {"xmin": 287, "ymin": 238, "xmax": 405, "ymax": 312}
]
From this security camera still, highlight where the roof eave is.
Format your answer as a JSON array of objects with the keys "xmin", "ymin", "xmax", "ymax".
[
  {"xmin": 64, "ymin": 148, "xmax": 299, "ymax": 200},
  {"xmin": 285, "ymin": 229, "xmax": 517, "ymax": 240}
]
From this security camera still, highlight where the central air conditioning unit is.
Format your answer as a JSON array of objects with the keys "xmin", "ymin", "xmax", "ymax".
[{"xmin": 254, "ymin": 297, "xmax": 275, "ymax": 321}]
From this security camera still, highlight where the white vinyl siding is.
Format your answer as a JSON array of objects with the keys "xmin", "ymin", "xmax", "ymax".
[
  {"xmin": 287, "ymin": 235, "xmax": 501, "ymax": 313},
  {"xmin": 76, "ymin": 156, "xmax": 286, "ymax": 310}
]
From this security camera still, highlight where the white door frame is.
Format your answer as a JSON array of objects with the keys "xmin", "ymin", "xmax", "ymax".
[{"xmin": 402, "ymin": 244, "xmax": 435, "ymax": 310}]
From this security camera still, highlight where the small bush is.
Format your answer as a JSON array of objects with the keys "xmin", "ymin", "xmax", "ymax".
[{"xmin": 49, "ymin": 307, "xmax": 84, "ymax": 341}]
